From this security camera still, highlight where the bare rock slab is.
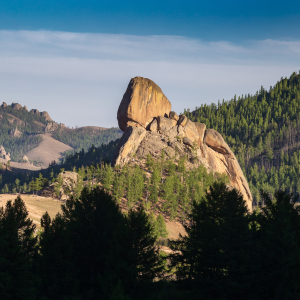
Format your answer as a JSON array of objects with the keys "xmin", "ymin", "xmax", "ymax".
[{"xmin": 113, "ymin": 126, "xmax": 146, "ymax": 166}]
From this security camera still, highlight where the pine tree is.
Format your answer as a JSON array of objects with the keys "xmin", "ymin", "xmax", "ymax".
[
  {"xmin": 127, "ymin": 207, "xmax": 165, "ymax": 286},
  {"xmin": 0, "ymin": 196, "xmax": 37, "ymax": 299},
  {"xmin": 255, "ymin": 191, "xmax": 300, "ymax": 299},
  {"xmin": 170, "ymin": 182, "xmax": 254, "ymax": 299}
]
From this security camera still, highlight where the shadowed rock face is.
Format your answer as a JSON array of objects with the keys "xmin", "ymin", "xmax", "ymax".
[
  {"xmin": 113, "ymin": 77, "xmax": 253, "ymax": 211},
  {"xmin": 117, "ymin": 77, "xmax": 172, "ymax": 132}
]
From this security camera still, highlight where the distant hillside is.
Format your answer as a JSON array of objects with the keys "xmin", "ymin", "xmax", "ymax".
[
  {"xmin": 52, "ymin": 126, "xmax": 122, "ymax": 155},
  {"xmin": 0, "ymin": 102, "xmax": 51, "ymax": 161},
  {"xmin": 184, "ymin": 71, "xmax": 300, "ymax": 203},
  {"xmin": 0, "ymin": 102, "xmax": 122, "ymax": 166}
]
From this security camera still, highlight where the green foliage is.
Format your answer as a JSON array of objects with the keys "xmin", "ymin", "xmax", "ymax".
[
  {"xmin": 38, "ymin": 187, "xmax": 164, "ymax": 299},
  {"xmin": 0, "ymin": 104, "xmax": 47, "ymax": 161},
  {"xmin": 53, "ymin": 126, "xmax": 122, "ymax": 154},
  {"xmin": 170, "ymin": 182, "xmax": 253, "ymax": 299},
  {"xmin": 0, "ymin": 196, "xmax": 37, "ymax": 299},
  {"xmin": 184, "ymin": 71, "xmax": 300, "ymax": 203},
  {"xmin": 255, "ymin": 191, "xmax": 300, "ymax": 299}
]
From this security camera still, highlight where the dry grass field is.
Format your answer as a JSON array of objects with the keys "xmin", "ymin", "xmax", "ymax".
[
  {"xmin": 0, "ymin": 193, "xmax": 186, "ymax": 239},
  {"xmin": 0, "ymin": 194, "xmax": 62, "ymax": 226},
  {"xmin": 25, "ymin": 133, "xmax": 72, "ymax": 168}
]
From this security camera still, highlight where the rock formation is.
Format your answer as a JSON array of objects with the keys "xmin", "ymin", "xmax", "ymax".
[
  {"xmin": 10, "ymin": 127, "xmax": 22, "ymax": 137},
  {"xmin": 0, "ymin": 145, "xmax": 10, "ymax": 161},
  {"xmin": 40, "ymin": 171, "xmax": 78, "ymax": 200},
  {"xmin": 41, "ymin": 111, "xmax": 52, "ymax": 121},
  {"xmin": 113, "ymin": 77, "xmax": 253, "ymax": 211},
  {"xmin": 12, "ymin": 103, "xmax": 22, "ymax": 110},
  {"xmin": 117, "ymin": 77, "xmax": 172, "ymax": 131},
  {"xmin": 45, "ymin": 122, "xmax": 59, "ymax": 133}
]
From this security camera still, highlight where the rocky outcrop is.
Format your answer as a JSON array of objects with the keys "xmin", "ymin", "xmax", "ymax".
[
  {"xmin": 12, "ymin": 103, "xmax": 22, "ymax": 110},
  {"xmin": 0, "ymin": 146, "xmax": 10, "ymax": 161},
  {"xmin": 113, "ymin": 77, "xmax": 253, "ymax": 210},
  {"xmin": 10, "ymin": 127, "xmax": 22, "ymax": 137},
  {"xmin": 41, "ymin": 111, "xmax": 52, "ymax": 121},
  {"xmin": 113, "ymin": 127, "xmax": 147, "ymax": 166},
  {"xmin": 117, "ymin": 77, "xmax": 172, "ymax": 131},
  {"xmin": 1, "ymin": 102, "xmax": 7, "ymax": 108},
  {"xmin": 45, "ymin": 122, "xmax": 59, "ymax": 133},
  {"xmin": 40, "ymin": 171, "xmax": 78, "ymax": 200},
  {"xmin": 30, "ymin": 109, "xmax": 40, "ymax": 115}
]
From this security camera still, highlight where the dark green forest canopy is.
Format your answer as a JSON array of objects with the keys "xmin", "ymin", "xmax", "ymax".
[{"xmin": 183, "ymin": 71, "xmax": 300, "ymax": 203}]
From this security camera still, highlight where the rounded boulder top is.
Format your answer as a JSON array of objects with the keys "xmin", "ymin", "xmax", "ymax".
[{"xmin": 117, "ymin": 77, "xmax": 172, "ymax": 132}]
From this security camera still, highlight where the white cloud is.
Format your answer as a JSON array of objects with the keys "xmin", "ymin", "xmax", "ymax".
[{"xmin": 0, "ymin": 30, "xmax": 299, "ymax": 128}]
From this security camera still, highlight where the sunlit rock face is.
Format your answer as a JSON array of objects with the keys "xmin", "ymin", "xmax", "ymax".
[
  {"xmin": 114, "ymin": 77, "xmax": 253, "ymax": 211},
  {"xmin": 117, "ymin": 77, "xmax": 172, "ymax": 132}
]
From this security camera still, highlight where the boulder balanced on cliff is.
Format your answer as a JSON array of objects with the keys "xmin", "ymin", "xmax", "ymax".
[
  {"xmin": 117, "ymin": 77, "xmax": 172, "ymax": 131},
  {"xmin": 114, "ymin": 77, "xmax": 253, "ymax": 211}
]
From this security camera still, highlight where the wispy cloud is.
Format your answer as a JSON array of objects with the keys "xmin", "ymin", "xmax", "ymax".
[{"xmin": 0, "ymin": 30, "xmax": 298, "ymax": 127}]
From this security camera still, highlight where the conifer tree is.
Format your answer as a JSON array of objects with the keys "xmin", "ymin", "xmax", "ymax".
[
  {"xmin": 255, "ymin": 191, "xmax": 300, "ymax": 299},
  {"xmin": 0, "ymin": 196, "xmax": 37, "ymax": 300},
  {"xmin": 170, "ymin": 182, "xmax": 254, "ymax": 299}
]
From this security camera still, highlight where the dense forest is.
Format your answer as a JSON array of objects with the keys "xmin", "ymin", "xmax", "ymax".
[
  {"xmin": 0, "ymin": 104, "xmax": 48, "ymax": 161},
  {"xmin": 184, "ymin": 71, "xmax": 300, "ymax": 203},
  {"xmin": 2, "ymin": 182, "xmax": 300, "ymax": 299},
  {"xmin": 52, "ymin": 126, "xmax": 122, "ymax": 154}
]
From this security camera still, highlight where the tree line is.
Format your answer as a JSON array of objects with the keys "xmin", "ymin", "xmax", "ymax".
[
  {"xmin": 1, "ymin": 182, "xmax": 300, "ymax": 299},
  {"xmin": 183, "ymin": 71, "xmax": 300, "ymax": 203}
]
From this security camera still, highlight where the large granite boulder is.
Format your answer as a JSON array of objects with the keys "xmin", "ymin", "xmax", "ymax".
[
  {"xmin": 113, "ymin": 77, "xmax": 253, "ymax": 211},
  {"xmin": 117, "ymin": 77, "xmax": 171, "ymax": 132},
  {"xmin": 204, "ymin": 129, "xmax": 233, "ymax": 157}
]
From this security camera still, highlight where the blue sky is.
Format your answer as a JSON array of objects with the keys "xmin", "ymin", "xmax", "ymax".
[{"xmin": 0, "ymin": 1, "xmax": 299, "ymax": 128}]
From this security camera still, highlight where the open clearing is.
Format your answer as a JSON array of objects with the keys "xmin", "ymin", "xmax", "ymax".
[
  {"xmin": 25, "ymin": 134, "xmax": 72, "ymax": 168},
  {"xmin": 0, "ymin": 194, "xmax": 62, "ymax": 226},
  {"xmin": 0, "ymin": 193, "xmax": 185, "ymax": 238}
]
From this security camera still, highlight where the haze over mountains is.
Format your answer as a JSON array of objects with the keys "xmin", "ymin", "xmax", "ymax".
[{"xmin": 0, "ymin": 102, "xmax": 122, "ymax": 168}]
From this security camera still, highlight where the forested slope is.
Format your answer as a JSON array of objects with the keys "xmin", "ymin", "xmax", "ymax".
[
  {"xmin": 52, "ymin": 126, "xmax": 122, "ymax": 154},
  {"xmin": 0, "ymin": 104, "xmax": 48, "ymax": 161},
  {"xmin": 184, "ymin": 71, "xmax": 300, "ymax": 203}
]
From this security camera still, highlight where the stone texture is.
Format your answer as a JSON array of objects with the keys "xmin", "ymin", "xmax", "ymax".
[
  {"xmin": 169, "ymin": 111, "xmax": 179, "ymax": 121},
  {"xmin": 113, "ymin": 77, "xmax": 253, "ymax": 211},
  {"xmin": 112, "ymin": 126, "xmax": 147, "ymax": 166},
  {"xmin": 40, "ymin": 171, "xmax": 78, "ymax": 200},
  {"xmin": 12, "ymin": 103, "xmax": 22, "ymax": 110},
  {"xmin": 10, "ymin": 127, "xmax": 22, "ymax": 137},
  {"xmin": 183, "ymin": 120, "xmax": 199, "ymax": 144},
  {"xmin": 30, "ymin": 109, "xmax": 40, "ymax": 115},
  {"xmin": 157, "ymin": 116, "xmax": 177, "ymax": 131},
  {"xmin": 22, "ymin": 155, "xmax": 29, "ymax": 162},
  {"xmin": 204, "ymin": 129, "xmax": 233, "ymax": 156},
  {"xmin": 1, "ymin": 102, "xmax": 7, "ymax": 108},
  {"xmin": 41, "ymin": 111, "xmax": 52, "ymax": 121},
  {"xmin": 117, "ymin": 77, "xmax": 171, "ymax": 131},
  {"xmin": 45, "ymin": 122, "xmax": 59, "ymax": 133},
  {"xmin": 178, "ymin": 114, "xmax": 188, "ymax": 126},
  {"xmin": 149, "ymin": 119, "xmax": 158, "ymax": 132},
  {"xmin": 194, "ymin": 122, "xmax": 206, "ymax": 142},
  {"xmin": 183, "ymin": 137, "xmax": 193, "ymax": 147},
  {"xmin": 23, "ymin": 106, "xmax": 28, "ymax": 111}
]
